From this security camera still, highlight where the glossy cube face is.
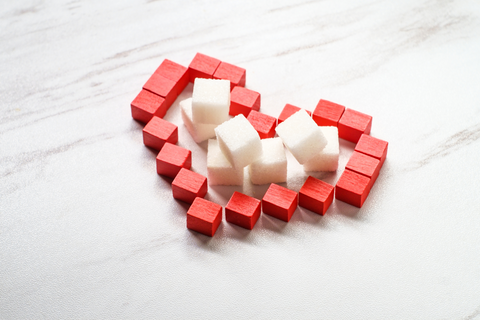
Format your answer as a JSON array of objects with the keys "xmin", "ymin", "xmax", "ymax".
[
  {"xmin": 338, "ymin": 108, "xmax": 372, "ymax": 143},
  {"xmin": 213, "ymin": 61, "xmax": 246, "ymax": 90},
  {"xmin": 156, "ymin": 142, "xmax": 192, "ymax": 179},
  {"xmin": 335, "ymin": 169, "xmax": 371, "ymax": 208},
  {"xmin": 214, "ymin": 114, "xmax": 262, "ymax": 168},
  {"xmin": 191, "ymin": 78, "xmax": 230, "ymax": 125},
  {"xmin": 247, "ymin": 110, "xmax": 276, "ymax": 139},
  {"xmin": 187, "ymin": 197, "xmax": 222, "ymax": 237},
  {"xmin": 188, "ymin": 53, "xmax": 221, "ymax": 83},
  {"xmin": 225, "ymin": 192, "xmax": 261, "ymax": 230},
  {"xmin": 172, "ymin": 168, "xmax": 208, "ymax": 204},
  {"xmin": 142, "ymin": 116, "xmax": 178, "ymax": 151},
  {"xmin": 275, "ymin": 109, "xmax": 327, "ymax": 164},
  {"xmin": 278, "ymin": 104, "xmax": 311, "ymax": 124},
  {"xmin": 299, "ymin": 176, "xmax": 334, "ymax": 215},
  {"xmin": 262, "ymin": 183, "xmax": 298, "ymax": 222},
  {"xmin": 249, "ymin": 138, "xmax": 287, "ymax": 185},
  {"xmin": 229, "ymin": 86, "xmax": 261, "ymax": 117},
  {"xmin": 355, "ymin": 134, "xmax": 388, "ymax": 165},
  {"xmin": 303, "ymin": 126, "xmax": 340, "ymax": 172},
  {"xmin": 131, "ymin": 89, "xmax": 167, "ymax": 123},
  {"xmin": 312, "ymin": 99, "xmax": 345, "ymax": 127},
  {"xmin": 207, "ymin": 139, "xmax": 244, "ymax": 186}
]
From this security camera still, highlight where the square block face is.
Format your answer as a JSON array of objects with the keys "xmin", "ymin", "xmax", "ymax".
[
  {"xmin": 346, "ymin": 151, "xmax": 381, "ymax": 180},
  {"xmin": 247, "ymin": 110, "xmax": 276, "ymax": 139},
  {"xmin": 143, "ymin": 116, "xmax": 178, "ymax": 150},
  {"xmin": 278, "ymin": 104, "xmax": 311, "ymax": 124},
  {"xmin": 188, "ymin": 53, "xmax": 221, "ymax": 83},
  {"xmin": 207, "ymin": 139, "xmax": 244, "ymax": 186},
  {"xmin": 229, "ymin": 86, "xmax": 261, "ymax": 117},
  {"xmin": 143, "ymin": 73, "xmax": 177, "ymax": 108},
  {"xmin": 192, "ymin": 78, "xmax": 230, "ymax": 125},
  {"xmin": 262, "ymin": 183, "xmax": 298, "ymax": 222},
  {"xmin": 275, "ymin": 110, "xmax": 328, "ymax": 164},
  {"xmin": 303, "ymin": 126, "xmax": 340, "ymax": 172},
  {"xmin": 180, "ymin": 98, "xmax": 218, "ymax": 143},
  {"xmin": 338, "ymin": 108, "xmax": 372, "ymax": 143},
  {"xmin": 214, "ymin": 114, "xmax": 262, "ymax": 168},
  {"xmin": 154, "ymin": 59, "xmax": 189, "ymax": 96},
  {"xmin": 299, "ymin": 176, "xmax": 334, "ymax": 215},
  {"xmin": 249, "ymin": 138, "xmax": 287, "ymax": 185},
  {"xmin": 131, "ymin": 89, "xmax": 167, "ymax": 123},
  {"xmin": 213, "ymin": 61, "xmax": 246, "ymax": 90},
  {"xmin": 335, "ymin": 169, "xmax": 371, "ymax": 208},
  {"xmin": 312, "ymin": 99, "xmax": 345, "ymax": 127},
  {"xmin": 225, "ymin": 191, "xmax": 261, "ymax": 230},
  {"xmin": 156, "ymin": 142, "xmax": 192, "ymax": 179},
  {"xmin": 172, "ymin": 168, "xmax": 208, "ymax": 204},
  {"xmin": 187, "ymin": 197, "xmax": 222, "ymax": 237},
  {"xmin": 355, "ymin": 134, "xmax": 388, "ymax": 165}
]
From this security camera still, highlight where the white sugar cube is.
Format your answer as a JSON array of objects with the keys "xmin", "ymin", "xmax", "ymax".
[
  {"xmin": 304, "ymin": 126, "xmax": 339, "ymax": 172},
  {"xmin": 275, "ymin": 109, "xmax": 327, "ymax": 164},
  {"xmin": 207, "ymin": 139, "xmax": 244, "ymax": 186},
  {"xmin": 180, "ymin": 98, "xmax": 218, "ymax": 143},
  {"xmin": 192, "ymin": 78, "xmax": 230, "ymax": 124},
  {"xmin": 214, "ymin": 114, "xmax": 262, "ymax": 168},
  {"xmin": 249, "ymin": 138, "xmax": 287, "ymax": 185}
]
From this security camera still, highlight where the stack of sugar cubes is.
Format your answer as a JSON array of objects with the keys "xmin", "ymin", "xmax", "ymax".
[{"xmin": 181, "ymin": 78, "xmax": 341, "ymax": 187}]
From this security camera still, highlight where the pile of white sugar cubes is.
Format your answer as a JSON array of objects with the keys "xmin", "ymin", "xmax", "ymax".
[{"xmin": 180, "ymin": 78, "xmax": 339, "ymax": 186}]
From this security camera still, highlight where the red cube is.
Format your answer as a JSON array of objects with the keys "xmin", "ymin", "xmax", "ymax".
[
  {"xmin": 225, "ymin": 192, "xmax": 261, "ymax": 230},
  {"xmin": 229, "ymin": 86, "xmax": 260, "ymax": 117},
  {"xmin": 213, "ymin": 61, "xmax": 246, "ymax": 90},
  {"xmin": 299, "ymin": 176, "xmax": 334, "ymax": 216},
  {"xmin": 335, "ymin": 169, "xmax": 371, "ymax": 208},
  {"xmin": 355, "ymin": 134, "xmax": 388, "ymax": 166},
  {"xmin": 345, "ymin": 151, "xmax": 381, "ymax": 187},
  {"xmin": 188, "ymin": 53, "xmax": 221, "ymax": 83},
  {"xmin": 262, "ymin": 183, "xmax": 298, "ymax": 222},
  {"xmin": 187, "ymin": 197, "xmax": 222, "ymax": 237},
  {"xmin": 154, "ymin": 59, "xmax": 189, "ymax": 96},
  {"xmin": 312, "ymin": 99, "xmax": 345, "ymax": 127},
  {"xmin": 172, "ymin": 168, "xmax": 208, "ymax": 204},
  {"xmin": 143, "ymin": 116, "xmax": 178, "ymax": 150},
  {"xmin": 338, "ymin": 108, "xmax": 372, "ymax": 143},
  {"xmin": 278, "ymin": 104, "xmax": 311, "ymax": 124},
  {"xmin": 247, "ymin": 110, "xmax": 276, "ymax": 139},
  {"xmin": 131, "ymin": 89, "xmax": 168, "ymax": 123},
  {"xmin": 143, "ymin": 72, "xmax": 177, "ymax": 109},
  {"xmin": 156, "ymin": 142, "xmax": 192, "ymax": 179}
]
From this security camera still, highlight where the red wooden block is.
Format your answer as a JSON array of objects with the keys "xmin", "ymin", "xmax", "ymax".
[
  {"xmin": 187, "ymin": 197, "xmax": 222, "ymax": 237},
  {"xmin": 345, "ymin": 151, "xmax": 381, "ymax": 188},
  {"xmin": 312, "ymin": 99, "xmax": 345, "ymax": 127},
  {"xmin": 338, "ymin": 108, "xmax": 372, "ymax": 143},
  {"xmin": 225, "ymin": 191, "xmax": 261, "ymax": 230},
  {"xmin": 355, "ymin": 134, "xmax": 388, "ymax": 166},
  {"xmin": 172, "ymin": 168, "xmax": 208, "ymax": 204},
  {"xmin": 229, "ymin": 86, "xmax": 260, "ymax": 117},
  {"xmin": 335, "ymin": 169, "xmax": 371, "ymax": 208},
  {"xmin": 143, "ymin": 73, "xmax": 177, "ymax": 109},
  {"xmin": 188, "ymin": 53, "xmax": 221, "ymax": 83},
  {"xmin": 154, "ymin": 59, "xmax": 189, "ymax": 96},
  {"xmin": 262, "ymin": 183, "xmax": 298, "ymax": 222},
  {"xmin": 247, "ymin": 110, "xmax": 276, "ymax": 139},
  {"xmin": 299, "ymin": 176, "xmax": 334, "ymax": 216},
  {"xmin": 213, "ymin": 61, "xmax": 246, "ymax": 90},
  {"xmin": 156, "ymin": 142, "xmax": 192, "ymax": 179},
  {"xmin": 143, "ymin": 116, "xmax": 178, "ymax": 150},
  {"xmin": 277, "ymin": 104, "xmax": 312, "ymax": 124},
  {"xmin": 131, "ymin": 89, "xmax": 168, "ymax": 123}
]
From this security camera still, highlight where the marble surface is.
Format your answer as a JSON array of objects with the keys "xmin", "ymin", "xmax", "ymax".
[{"xmin": 2, "ymin": 0, "xmax": 480, "ymax": 319}]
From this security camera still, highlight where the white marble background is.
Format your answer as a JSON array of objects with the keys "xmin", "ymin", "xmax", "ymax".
[{"xmin": 2, "ymin": 0, "xmax": 480, "ymax": 319}]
